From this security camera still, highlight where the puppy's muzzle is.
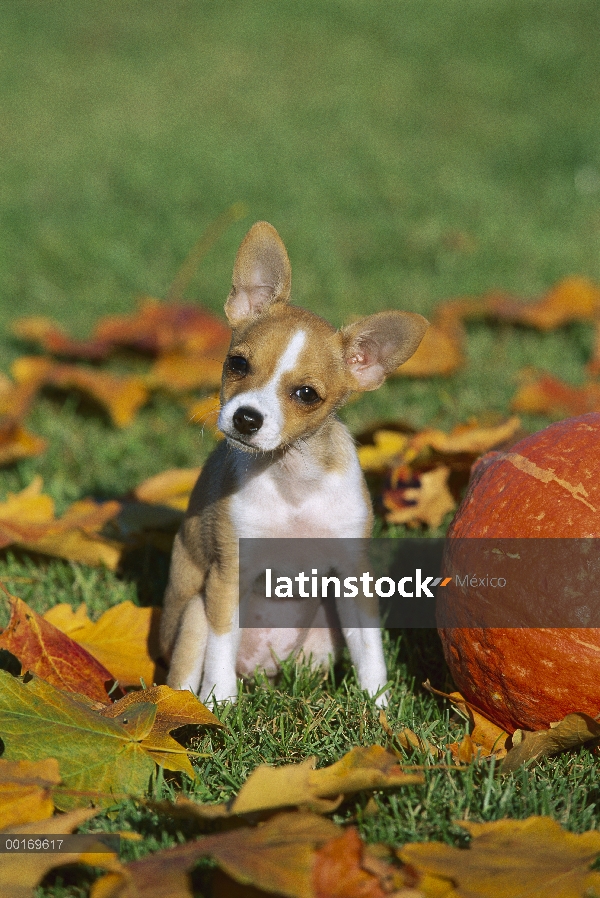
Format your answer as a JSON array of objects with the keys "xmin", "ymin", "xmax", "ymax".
[{"xmin": 233, "ymin": 406, "xmax": 264, "ymax": 436}]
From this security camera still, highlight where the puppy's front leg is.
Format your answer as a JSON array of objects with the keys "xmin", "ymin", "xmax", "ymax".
[
  {"xmin": 200, "ymin": 571, "xmax": 241, "ymax": 703},
  {"xmin": 336, "ymin": 591, "xmax": 389, "ymax": 706}
]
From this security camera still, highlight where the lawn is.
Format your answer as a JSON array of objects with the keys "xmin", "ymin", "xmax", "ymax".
[{"xmin": 1, "ymin": 1, "xmax": 600, "ymax": 895}]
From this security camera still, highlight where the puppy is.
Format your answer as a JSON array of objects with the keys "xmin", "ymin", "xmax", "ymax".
[{"xmin": 159, "ymin": 221, "xmax": 428, "ymax": 703}]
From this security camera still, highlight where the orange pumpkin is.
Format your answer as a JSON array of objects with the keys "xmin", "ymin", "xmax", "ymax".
[{"xmin": 437, "ymin": 413, "xmax": 600, "ymax": 731}]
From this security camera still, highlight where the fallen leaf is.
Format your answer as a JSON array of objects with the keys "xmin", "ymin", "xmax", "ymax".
[
  {"xmin": 92, "ymin": 811, "xmax": 341, "ymax": 898},
  {"xmin": 312, "ymin": 828, "xmax": 387, "ymax": 898},
  {"xmin": 133, "ymin": 467, "xmax": 201, "ymax": 511},
  {"xmin": 394, "ymin": 728, "xmax": 442, "ymax": 759},
  {"xmin": 94, "ymin": 296, "xmax": 231, "ymax": 357},
  {"xmin": 98, "ymin": 685, "xmax": 222, "ymax": 774},
  {"xmin": 0, "ymin": 594, "xmax": 118, "ymax": 702},
  {"xmin": 423, "ymin": 685, "xmax": 510, "ymax": 760},
  {"xmin": 44, "ymin": 601, "xmax": 165, "ymax": 689},
  {"xmin": 0, "ymin": 758, "xmax": 61, "ymax": 829},
  {"xmin": 12, "ymin": 315, "xmax": 112, "ymax": 360},
  {"xmin": 399, "ymin": 816, "xmax": 600, "ymax": 898},
  {"xmin": 479, "ymin": 276, "xmax": 600, "ymax": 330},
  {"xmin": 383, "ymin": 466, "xmax": 455, "ymax": 529},
  {"xmin": 12, "ymin": 356, "xmax": 149, "ymax": 428},
  {"xmin": 512, "ymin": 372, "xmax": 600, "ymax": 418},
  {"xmin": 176, "ymin": 746, "xmax": 424, "ymax": 820},
  {"xmin": 409, "ymin": 417, "xmax": 521, "ymax": 457},
  {"xmin": 148, "ymin": 350, "xmax": 225, "ymax": 392},
  {"xmin": 358, "ymin": 431, "xmax": 411, "ymax": 474},
  {"xmin": 0, "ymin": 422, "xmax": 47, "ymax": 467},
  {"xmin": 0, "ymin": 671, "xmax": 159, "ymax": 808},
  {"xmin": 0, "ymin": 478, "xmax": 122, "ymax": 569},
  {"xmin": 500, "ymin": 713, "xmax": 600, "ymax": 774},
  {"xmin": 395, "ymin": 306, "xmax": 465, "ymax": 378},
  {"xmin": 0, "ymin": 806, "xmax": 112, "ymax": 898}
]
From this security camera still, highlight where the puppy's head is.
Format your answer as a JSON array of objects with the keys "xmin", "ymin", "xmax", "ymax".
[{"xmin": 218, "ymin": 222, "xmax": 429, "ymax": 453}]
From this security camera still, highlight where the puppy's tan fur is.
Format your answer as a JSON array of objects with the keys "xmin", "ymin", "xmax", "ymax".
[{"xmin": 159, "ymin": 222, "xmax": 428, "ymax": 702}]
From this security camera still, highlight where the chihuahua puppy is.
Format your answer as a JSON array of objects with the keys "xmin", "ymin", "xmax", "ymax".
[{"xmin": 159, "ymin": 222, "xmax": 428, "ymax": 704}]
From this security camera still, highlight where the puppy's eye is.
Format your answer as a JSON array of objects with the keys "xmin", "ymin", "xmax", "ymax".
[
  {"xmin": 227, "ymin": 355, "xmax": 249, "ymax": 376},
  {"xmin": 293, "ymin": 385, "xmax": 321, "ymax": 405}
]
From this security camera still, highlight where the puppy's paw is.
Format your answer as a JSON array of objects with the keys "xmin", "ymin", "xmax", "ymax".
[{"xmin": 200, "ymin": 677, "xmax": 239, "ymax": 704}]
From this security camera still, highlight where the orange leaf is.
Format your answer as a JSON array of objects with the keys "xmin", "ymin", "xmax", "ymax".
[
  {"xmin": 12, "ymin": 315, "xmax": 112, "ymax": 360},
  {"xmin": 148, "ymin": 350, "xmax": 225, "ymax": 392},
  {"xmin": 395, "ymin": 306, "xmax": 465, "ymax": 377},
  {"xmin": 0, "ymin": 758, "xmax": 60, "ymax": 829},
  {"xmin": 12, "ymin": 356, "xmax": 149, "ymax": 428},
  {"xmin": 133, "ymin": 467, "xmax": 201, "ymax": 511},
  {"xmin": 313, "ymin": 828, "xmax": 386, "ymax": 898},
  {"xmin": 0, "ymin": 593, "xmax": 119, "ymax": 702},
  {"xmin": 0, "ymin": 479, "xmax": 122, "ymax": 569},
  {"xmin": 409, "ymin": 417, "xmax": 521, "ymax": 456},
  {"xmin": 0, "ymin": 422, "xmax": 47, "ymax": 467},
  {"xmin": 480, "ymin": 276, "xmax": 600, "ymax": 330},
  {"xmin": 512, "ymin": 372, "xmax": 600, "ymax": 418},
  {"xmin": 94, "ymin": 297, "xmax": 231, "ymax": 356},
  {"xmin": 383, "ymin": 466, "xmax": 455, "ymax": 529},
  {"xmin": 44, "ymin": 601, "xmax": 165, "ymax": 688}
]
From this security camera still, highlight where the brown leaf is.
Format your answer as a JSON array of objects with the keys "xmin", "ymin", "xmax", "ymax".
[
  {"xmin": 44, "ymin": 601, "xmax": 165, "ymax": 689},
  {"xmin": 0, "ymin": 758, "xmax": 60, "ymax": 829},
  {"xmin": 148, "ymin": 350, "xmax": 225, "ymax": 392},
  {"xmin": 512, "ymin": 372, "xmax": 600, "ymax": 418},
  {"xmin": 12, "ymin": 315, "xmax": 112, "ymax": 360},
  {"xmin": 0, "ymin": 478, "xmax": 122, "ymax": 569},
  {"xmin": 0, "ymin": 593, "xmax": 119, "ymax": 702},
  {"xmin": 312, "ymin": 828, "xmax": 387, "ymax": 898},
  {"xmin": 394, "ymin": 728, "xmax": 441, "ymax": 759},
  {"xmin": 409, "ymin": 417, "xmax": 521, "ymax": 457},
  {"xmin": 480, "ymin": 276, "xmax": 600, "ymax": 330},
  {"xmin": 133, "ymin": 467, "xmax": 201, "ymax": 511},
  {"xmin": 399, "ymin": 816, "xmax": 600, "ymax": 898},
  {"xmin": 0, "ymin": 807, "xmax": 113, "ymax": 898},
  {"xmin": 12, "ymin": 356, "xmax": 149, "ymax": 428},
  {"xmin": 180, "ymin": 746, "xmax": 424, "ymax": 820},
  {"xmin": 93, "ymin": 296, "xmax": 231, "ymax": 356},
  {"xmin": 0, "ymin": 422, "xmax": 47, "ymax": 467},
  {"xmin": 500, "ymin": 713, "xmax": 600, "ymax": 774},
  {"xmin": 92, "ymin": 811, "xmax": 340, "ymax": 898},
  {"xmin": 395, "ymin": 306, "xmax": 465, "ymax": 378},
  {"xmin": 423, "ymin": 685, "xmax": 510, "ymax": 760},
  {"xmin": 383, "ymin": 466, "xmax": 455, "ymax": 529},
  {"xmin": 97, "ymin": 685, "xmax": 222, "ymax": 775}
]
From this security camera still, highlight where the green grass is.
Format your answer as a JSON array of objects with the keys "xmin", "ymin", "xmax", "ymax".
[{"xmin": 1, "ymin": 0, "xmax": 600, "ymax": 894}]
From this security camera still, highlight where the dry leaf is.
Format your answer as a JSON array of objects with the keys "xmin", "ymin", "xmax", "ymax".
[
  {"xmin": 424, "ymin": 685, "xmax": 510, "ymax": 761},
  {"xmin": 0, "ymin": 672, "xmax": 209, "ymax": 807},
  {"xmin": 0, "ymin": 422, "xmax": 47, "ymax": 467},
  {"xmin": 0, "ymin": 758, "xmax": 61, "ymax": 829},
  {"xmin": 0, "ymin": 594, "xmax": 119, "ymax": 702},
  {"xmin": 395, "ymin": 306, "xmax": 465, "ymax": 378},
  {"xmin": 500, "ymin": 713, "xmax": 600, "ymax": 774},
  {"xmin": 12, "ymin": 356, "xmax": 149, "ymax": 428},
  {"xmin": 43, "ymin": 601, "xmax": 165, "ymax": 689},
  {"xmin": 12, "ymin": 315, "xmax": 112, "ymax": 360},
  {"xmin": 175, "ymin": 746, "xmax": 424, "ymax": 821},
  {"xmin": 409, "ymin": 417, "xmax": 521, "ymax": 456},
  {"xmin": 93, "ymin": 811, "xmax": 340, "ymax": 898},
  {"xmin": 479, "ymin": 276, "xmax": 600, "ymax": 330},
  {"xmin": 512, "ymin": 372, "xmax": 600, "ymax": 418},
  {"xmin": 399, "ymin": 816, "xmax": 600, "ymax": 898},
  {"xmin": 148, "ymin": 350, "xmax": 225, "ymax": 392},
  {"xmin": 133, "ymin": 467, "xmax": 201, "ymax": 511},
  {"xmin": 0, "ymin": 478, "xmax": 122, "ymax": 569},
  {"xmin": 394, "ymin": 728, "xmax": 442, "ymax": 759},
  {"xmin": 383, "ymin": 466, "xmax": 455, "ymax": 529},
  {"xmin": 312, "ymin": 828, "xmax": 387, "ymax": 898},
  {"xmin": 0, "ymin": 807, "xmax": 113, "ymax": 898}
]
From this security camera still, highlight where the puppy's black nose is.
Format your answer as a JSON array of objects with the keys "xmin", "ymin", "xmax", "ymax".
[{"xmin": 232, "ymin": 406, "xmax": 263, "ymax": 435}]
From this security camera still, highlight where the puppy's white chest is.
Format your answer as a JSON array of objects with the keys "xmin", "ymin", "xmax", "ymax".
[{"xmin": 229, "ymin": 451, "xmax": 369, "ymax": 539}]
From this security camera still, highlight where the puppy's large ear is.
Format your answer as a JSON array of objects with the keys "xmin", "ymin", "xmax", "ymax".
[
  {"xmin": 342, "ymin": 311, "xmax": 429, "ymax": 391},
  {"xmin": 224, "ymin": 222, "xmax": 292, "ymax": 326}
]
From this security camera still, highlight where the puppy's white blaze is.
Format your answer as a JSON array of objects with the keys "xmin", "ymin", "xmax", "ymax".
[{"xmin": 219, "ymin": 329, "xmax": 307, "ymax": 451}]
